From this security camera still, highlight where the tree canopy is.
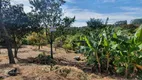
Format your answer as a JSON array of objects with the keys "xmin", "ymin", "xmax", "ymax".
[
  {"xmin": 131, "ymin": 18, "xmax": 142, "ymax": 26},
  {"xmin": 114, "ymin": 20, "xmax": 127, "ymax": 26},
  {"xmin": 87, "ymin": 18, "xmax": 103, "ymax": 28}
]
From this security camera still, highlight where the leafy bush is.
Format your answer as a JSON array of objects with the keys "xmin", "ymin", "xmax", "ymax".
[
  {"xmin": 87, "ymin": 18, "xmax": 103, "ymax": 28},
  {"xmin": 35, "ymin": 53, "xmax": 56, "ymax": 65},
  {"xmin": 26, "ymin": 31, "xmax": 47, "ymax": 49},
  {"xmin": 54, "ymin": 34, "xmax": 84, "ymax": 51},
  {"xmin": 54, "ymin": 35, "xmax": 66, "ymax": 49},
  {"xmin": 22, "ymin": 38, "xmax": 29, "ymax": 45}
]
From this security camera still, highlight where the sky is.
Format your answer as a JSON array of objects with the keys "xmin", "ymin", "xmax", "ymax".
[{"xmin": 11, "ymin": 0, "xmax": 142, "ymax": 27}]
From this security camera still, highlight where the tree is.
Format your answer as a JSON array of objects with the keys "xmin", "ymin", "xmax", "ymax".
[
  {"xmin": 29, "ymin": 0, "xmax": 65, "ymax": 59},
  {"xmin": 56, "ymin": 16, "xmax": 75, "ymax": 36},
  {"xmin": 114, "ymin": 20, "xmax": 127, "ymax": 26},
  {"xmin": 0, "ymin": 0, "xmax": 15, "ymax": 64},
  {"xmin": 87, "ymin": 18, "xmax": 103, "ymax": 29},
  {"xmin": 105, "ymin": 17, "xmax": 109, "ymax": 25},
  {"xmin": 131, "ymin": 18, "xmax": 142, "ymax": 26},
  {"xmin": 62, "ymin": 16, "xmax": 75, "ymax": 27},
  {"xmin": 27, "ymin": 12, "xmax": 42, "ymax": 32},
  {"xmin": 3, "ymin": 3, "xmax": 29, "ymax": 58}
]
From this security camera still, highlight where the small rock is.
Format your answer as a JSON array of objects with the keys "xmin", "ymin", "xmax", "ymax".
[{"xmin": 7, "ymin": 68, "xmax": 18, "ymax": 76}]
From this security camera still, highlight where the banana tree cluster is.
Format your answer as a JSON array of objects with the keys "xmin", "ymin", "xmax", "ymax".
[{"xmin": 79, "ymin": 25, "xmax": 142, "ymax": 77}]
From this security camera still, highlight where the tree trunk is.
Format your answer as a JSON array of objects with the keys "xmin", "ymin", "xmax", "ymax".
[
  {"xmin": 106, "ymin": 52, "xmax": 110, "ymax": 73},
  {"xmin": 13, "ymin": 36, "xmax": 19, "ymax": 58},
  {"xmin": 6, "ymin": 40, "xmax": 15, "ymax": 64},
  {"xmin": 95, "ymin": 52, "xmax": 101, "ymax": 73},
  {"xmin": 0, "ymin": 0, "xmax": 15, "ymax": 64},
  {"xmin": 50, "ymin": 32, "xmax": 53, "ymax": 59},
  {"xmin": 38, "ymin": 45, "xmax": 41, "ymax": 50},
  {"xmin": 125, "ymin": 64, "xmax": 128, "ymax": 78},
  {"xmin": 14, "ymin": 46, "xmax": 18, "ymax": 58},
  {"xmin": 45, "ymin": 25, "xmax": 48, "ymax": 37}
]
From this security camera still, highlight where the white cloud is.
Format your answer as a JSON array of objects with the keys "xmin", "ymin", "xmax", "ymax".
[
  {"xmin": 62, "ymin": 6, "xmax": 141, "ymax": 27},
  {"xmin": 11, "ymin": 0, "xmax": 74, "ymax": 13},
  {"xmin": 24, "ymin": 6, "xmax": 32, "ymax": 13},
  {"xmin": 120, "ymin": 6, "xmax": 142, "ymax": 16},
  {"xmin": 73, "ymin": 22, "xmax": 87, "ymax": 27},
  {"xmin": 120, "ymin": 7, "xmax": 142, "ymax": 11},
  {"xmin": 11, "ymin": 0, "xmax": 31, "ymax": 13},
  {"xmin": 11, "ymin": 0, "xmax": 142, "ymax": 27},
  {"xmin": 11, "ymin": 0, "xmax": 29, "ymax": 5}
]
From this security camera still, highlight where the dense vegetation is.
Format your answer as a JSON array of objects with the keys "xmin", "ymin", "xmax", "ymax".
[{"xmin": 0, "ymin": 0, "xmax": 142, "ymax": 79}]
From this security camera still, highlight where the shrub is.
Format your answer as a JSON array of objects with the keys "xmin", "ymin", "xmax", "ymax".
[{"xmin": 35, "ymin": 53, "xmax": 56, "ymax": 65}]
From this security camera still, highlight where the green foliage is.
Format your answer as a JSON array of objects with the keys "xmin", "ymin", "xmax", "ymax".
[
  {"xmin": 35, "ymin": 53, "xmax": 56, "ymax": 65},
  {"xmin": 79, "ymin": 26, "xmax": 142, "ymax": 77},
  {"xmin": 54, "ymin": 35, "xmax": 65, "ymax": 47},
  {"xmin": 62, "ymin": 34, "xmax": 84, "ymax": 51},
  {"xmin": 131, "ymin": 18, "xmax": 142, "ymax": 26},
  {"xmin": 114, "ymin": 20, "xmax": 127, "ymax": 26},
  {"xmin": 22, "ymin": 38, "xmax": 29, "ymax": 45},
  {"xmin": 29, "ymin": 0, "xmax": 65, "ymax": 27},
  {"xmin": 62, "ymin": 16, "xmax": 75, "ymax": 27},
  {"xmin": 2, "ymin": 3, "xmax": 29, "ymax": 41},
  {"xmin": 26, "ymin": 31, "xmax": 47, "ymax": 48},
  {"xmin": 63, "ymin": 43, "xmax": 73, "ymax": 50},
  {"xmin": 87, "ymin": 18, "xmax": 103, "ymax": 29},
  {"xmin": 62, "ymin": 35, "xmax": 74, "ymax": 50},
  {"xmin": 134, "ymin": 25, "xmax": 142, "ymax": 43}
]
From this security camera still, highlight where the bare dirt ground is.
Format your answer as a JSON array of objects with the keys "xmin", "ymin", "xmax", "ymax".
[{"xmin": 0, "ymin": 45, "xmax": 125, "ymax": 80}]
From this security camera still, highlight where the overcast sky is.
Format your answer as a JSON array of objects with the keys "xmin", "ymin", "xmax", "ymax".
[{"xmin": 11, "ymin": 0, "xmax": 142, "ymax": 27}]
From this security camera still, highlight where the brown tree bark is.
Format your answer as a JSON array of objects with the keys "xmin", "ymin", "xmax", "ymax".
[
  {"xmin": 0, "ymin": 0, "xmax": 15, "ymax": 64},
  {"xmin": 14, "ymin": 42, "xmax": 18, "ymax": 58},
  {"xmin": 13, "ymin": 34, "xmax": 19, "ymax": 58}
]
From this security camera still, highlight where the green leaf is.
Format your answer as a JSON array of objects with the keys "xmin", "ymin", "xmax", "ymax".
[
  {"xmin": 102, "ymin": 30, "xmax": 109, "ymax": 47},
  {"xmin": 113, "ymin": 33, "xmax": 117, "ymax": 39},
  {"xmin": 120, "ymin": 51, "xmax": 123, "ymax": 56},
  {"xmin": 103, "ymin": 38, "xmax": 108, "ymax": 47},
  {"xmin": 138, "ymin": 43, "xmax": 142, "ymax": 50},
  {"xmin": 116, "ymin": 30, "xmax": 122, "ymax": 36},
  {"xmin": 111, "ymin": 44, "xmax": 118, "ymax": 49},
  {"xmin": 84, "ymin": 36, "xmax": 93, "ymax": 49},
  {"xmin": 116, "ymin": 67, "xmax": 125, "ymax": 74},
  {"xmin": 134, "ymin": 25, "xmax": 142, "ymax": 43},
  {"xmin": 98, "ymin": 37, "xmax": 102, "ymax": 46}
]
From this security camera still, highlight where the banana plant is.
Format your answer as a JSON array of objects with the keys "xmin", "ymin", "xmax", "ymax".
[
  {"xmin": 113, "ymin": 25, "xmax": 142, "ymax": 77},
  {"xmin": 81, "ymin": 30, "xmax": 103, "ymax": 72},
  {"xmin": 101, "ymin": 27, "xmax": 116, "ymax": 73},
  {"xmin": 78, "ymin": 26, "xmax": 142, "ymax": 77}
]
